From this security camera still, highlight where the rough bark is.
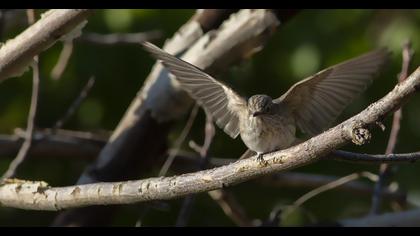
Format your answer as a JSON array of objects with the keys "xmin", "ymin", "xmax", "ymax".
[{"xmin": 0, "ymin": 9, "xmax": 92, "ymax": 82}]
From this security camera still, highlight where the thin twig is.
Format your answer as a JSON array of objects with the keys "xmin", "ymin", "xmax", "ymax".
[
  {"xmin": 1, "ymin": 10, "xmax": 40, "ymax": 181},
  {"xmin": 258, "ymin": 171, "xmax": 405, "ymax": 203},
  {"xmin": 330, "ymin": 150, "xmax": 420, "ymax": 163},
  {"xmin": 78, "ymin": 31, "xmax": 162, "ymax": 45},
  {"xmin": 294, "ymin": 172, "xmax": 378, "ymax": 207},
  {"xmin": 280, "ymin": 172, "xmax": 378, "ymax": 222},
  {"xmin": 197, "ymin": 119, "xmax": 254, "ymax": 226},
  {"xmin": 135, "ymin": 104, "xmax": 200, "ymax": 226},
  {"xmin": 159, "ymin": 104, "xmax": 199, "ymax": 176},
  {"xmin": 50, "ymin": 41, "xmax": 74, "ymax": 80},
  {"xmin": 0, "ymin": 129, "xmax": 105, "ymax": 160},
  {"xmin": 207, "ymin": 189, "xmax": 255, "ymax": 226},
  {"xmin": 176, "ymin": 115, "xmax": 215, "ymax": 226},
  {"xmin": 52, "ymin": 77, "xmax": 95, "ymax": 131},
  {"xmin": 370, "ymin": 41, "xmax": 414, "ymax": 215},
  {"xmin": 26, "ymin": 9, "xmax": 35, "ymax": 25}
]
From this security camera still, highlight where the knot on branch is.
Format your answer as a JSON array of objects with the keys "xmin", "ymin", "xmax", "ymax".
[{"xmin": 351, "ymin": 127, "xmax": 371, "ymax": 145}]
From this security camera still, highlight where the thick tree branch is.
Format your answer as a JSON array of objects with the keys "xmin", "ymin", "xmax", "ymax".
[
  {"xmin": 0, "ymin": 9, "xmax": 92, "ymax": 82},
  {"xmin": 0, "ymin": 137, "xmax": 406, "ymax": 203},
  {"xmin": 1, "ymin": 66, "xmax": 419, "ymax": 210}
]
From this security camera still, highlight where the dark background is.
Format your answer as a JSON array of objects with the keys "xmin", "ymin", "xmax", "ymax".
[{"xmin": 0, "ymin": 9, "xmax": 419, "ymax": 226}]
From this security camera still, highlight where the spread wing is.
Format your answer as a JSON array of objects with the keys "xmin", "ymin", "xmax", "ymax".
[
  {"xmin": 274, "ymin": 48, "xmax": 390, "ymax": 136},
  {"xmin": 142, "ymin": 42, "xmax": 247, "ymax": 139}
]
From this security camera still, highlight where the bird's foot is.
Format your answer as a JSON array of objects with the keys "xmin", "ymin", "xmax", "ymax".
[{"xmin": 256, "ymin": 153, "xmax": 268, "ymax": 165}]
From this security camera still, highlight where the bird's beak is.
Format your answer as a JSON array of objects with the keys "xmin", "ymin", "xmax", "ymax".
[{"xmin": 252, "ymin": 112, "xmax": 263, "ymax": 117}]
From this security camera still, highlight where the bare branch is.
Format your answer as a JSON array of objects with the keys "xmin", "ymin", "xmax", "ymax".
[
  {"xmin": 50, "ymin": 41, "xmax": 74, "ymax": 80},
  {"xmin": 329, "ymin": 150, "xmax": 420, "ymax": 163},
  {"xmin": 53, "ymin": 77, "xmax": 96, "ymax": 130},
  {"xmin": 159, "ymin": 104, "xmax": 199, "ymax": 176},
  {"xmin": 176, "ymin": 115, "xmax": 215, "ymax": 226},
  {"xmin": 281, "ymin": 172, "xmax": 378, "ymax": 221},
  {"xmin": 135, "ymin": 104, "xmax": 199, "ymax": 226},
  {"xmin": 0, "ymin": 9, "xmax": 92, "ymax": 82},
  {"xmin": 26, "ymin": 9, "xmax": 35, "ymax": 25},
  {"xmin": 1, "ymin": 66, "xmax": 419, "ymax": 210},
  {"xmin": 77, "ymin": 31, "xmax": 162, "ymax": 45},
  {"xmin": 0, "ymin": 131, "xmax": 104, "ymax": 160},
  {"xmin": 1, "ymin": 10, "xmax": 40, "ymax": 181},
  {"xmin": 268, "ymin": 171, "xmax": 389, "ymax": 225},
  {"xmin": 258, "ymin": 172, "xmax": 405, "ymax": 202},
  {"xmin": 0, "ymin": 60, "xmax": 39, "ymax": 180},
  {"xmin": 208, "ymin": 189, "xmax": 255, "ymax": 227}
]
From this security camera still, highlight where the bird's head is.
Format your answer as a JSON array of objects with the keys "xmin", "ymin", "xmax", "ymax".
[{"xmin": 247, "ymin": 95, "xmax": 273, "ymax": 117}]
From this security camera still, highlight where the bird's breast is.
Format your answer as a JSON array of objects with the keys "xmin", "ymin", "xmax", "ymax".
[{"xmin": 239, "ymin": 114, "xmax": 296, "ymax": 153}]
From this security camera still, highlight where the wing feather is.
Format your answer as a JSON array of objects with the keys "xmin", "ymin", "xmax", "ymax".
[
  {"xmin": 274, "ymin": 48, "xmax": 390, "ymax": 136},
  {"xmin": 142, "ymin": 42, "xmax": 247, "ymax": 138}
]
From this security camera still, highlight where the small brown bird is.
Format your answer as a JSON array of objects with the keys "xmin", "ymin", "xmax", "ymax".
[{"xmin": 142, "ymin": 42, "xmax": 389, "ymax": 161}]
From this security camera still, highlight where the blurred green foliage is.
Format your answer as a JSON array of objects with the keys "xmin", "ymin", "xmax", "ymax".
[{"xmin": 0, "ymin": 9, "xmax": 420, "ymax": 226}]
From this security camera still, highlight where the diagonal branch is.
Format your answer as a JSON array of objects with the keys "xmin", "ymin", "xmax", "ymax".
[
  {"xmin": 52, "ymin": 77, "xmax": 96, "ymax": 130},
  {"xmin": 258, "ymin": 171, "xmax": 405, "ymax": 202},
  {"xmin": 279, "ymin": 172, "xmax": 378, "ymax": 222},
  {"xmin": 159, "ymin": 104, "xmax": 199, "ymax": 176},
  {"xmin": 0, "ymin": 9, "xmax": 93, "ymax": 82},
  {"xmin": 0, "ymin": 66, "xmax": 419, "ymax": 211}
]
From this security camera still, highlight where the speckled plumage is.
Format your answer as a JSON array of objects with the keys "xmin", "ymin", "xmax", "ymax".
[{"xmin": 239, "ymin": 100, "xmax": 296, "ymax": 154}]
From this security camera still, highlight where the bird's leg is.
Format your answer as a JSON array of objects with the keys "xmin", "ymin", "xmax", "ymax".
[
  {"xmin": 257, "ymin": 152, "xmax": 264, "ymax": 162},
  {"xmin": 256, "ymin": 152, "xmax": 267, "ymax": 164}
]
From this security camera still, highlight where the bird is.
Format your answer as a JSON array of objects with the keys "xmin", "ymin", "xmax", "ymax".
[{"xmin": 142, "ymin": 42, "xmax": 390, "ymax": 162}]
